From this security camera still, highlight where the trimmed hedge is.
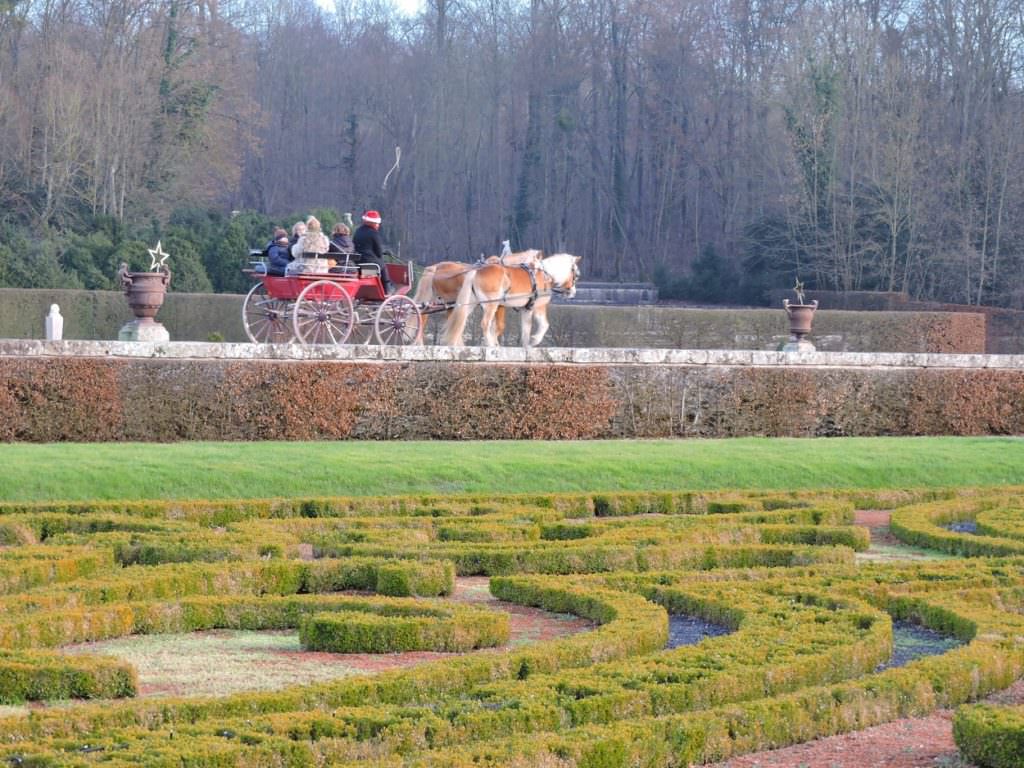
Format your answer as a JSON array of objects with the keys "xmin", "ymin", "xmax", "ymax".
[
  {"xmin": 954, "ymin": 704, "xmax": 1024, "ymax": 768},
  {"xmin": 5, "ymin": 356, "xmax": 1024, "ymax": 440},
  {"xmin": 0, "ymin": 649, "xmax": 136, "ymax": 704},
  {"xmin": 299, "ymin": 604, "xmax": 509, "ymax": 653},
  {"xmin": 890, "ymin": 496, "xmax": 1024, "ymax": 557},
  {"xmin": 0, "ymin": 594, "xmax": 488, "ymax": 650}
]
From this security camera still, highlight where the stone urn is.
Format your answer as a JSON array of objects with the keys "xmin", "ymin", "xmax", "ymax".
[
  {"xmin": 782, "ymin": 298, "xmax": 818, "ymax": 352},
  {"xmin": 118, "ymin": 264, "xmax": 171, "ymax": 342}
]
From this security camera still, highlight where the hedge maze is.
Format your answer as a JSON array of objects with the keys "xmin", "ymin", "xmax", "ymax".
[{"xmin": 0, "ymin": 489, "xmax": 1023, "ymax": 766}]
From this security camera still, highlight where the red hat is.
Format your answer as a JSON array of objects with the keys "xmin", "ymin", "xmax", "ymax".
[{"xmin": 362, "ymin": 210, "xmax": 382, "ymax": 225}]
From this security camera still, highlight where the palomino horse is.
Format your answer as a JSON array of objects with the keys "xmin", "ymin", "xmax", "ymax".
[
  {"xmin": 442, "ymin": 253, "xmax": 581, "ymax": 348},
  {"xmin": 411, "ymin": 250, "xmax": 542, "ymax": 343}
]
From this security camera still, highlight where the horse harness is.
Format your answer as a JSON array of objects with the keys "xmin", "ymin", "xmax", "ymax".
[
  {"xmin": 513, "ymin": 264, "xmax": 540, "ymax": 311},
  {"xmin": 441, "ymin": 259, "xmax": 564, "ymax": 311}
]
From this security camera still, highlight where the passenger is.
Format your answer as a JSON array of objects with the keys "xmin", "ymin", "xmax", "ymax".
[
  {"xmin": 329, "ymin": 223, "xmax": 354, "ymax": 255},
  {"xmin": 353, "ymin": 210, "xmax": 392, "ymax": 293},
  {"xmin": 328, "ymin": 222, "xmax": 356, "ymax": 274},
  {"xmin": 289, "ymin": 221, "xmax": 307, "ymax": 250},
  {"xmin": 293, "ymin": 216, "xmax": 329, "ymax": 257},
  {"xmin": 266, "ymin": 232, "xmax": 292, "ymax": 276},
  {"xmin": 263, "ymin": 227, "xmax": 288, "ymax": 258}
]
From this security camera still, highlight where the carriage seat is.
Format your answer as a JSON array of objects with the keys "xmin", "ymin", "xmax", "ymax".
[
  {"xmin": 287, "ymin": 254, "xmax": 334, "ymax": 275},
  {"xmin": 328, "ymin": 253, "xmax": 360, "ymax": 276},
  {"xmin": 383, "ymin": 262, "xmax": 410, "ymax": 288}
]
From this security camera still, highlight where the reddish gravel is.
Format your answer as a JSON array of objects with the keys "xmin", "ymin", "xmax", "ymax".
[{"xmin": 711, "ymin": 679, "xmax": 1024, "ymax": 768}]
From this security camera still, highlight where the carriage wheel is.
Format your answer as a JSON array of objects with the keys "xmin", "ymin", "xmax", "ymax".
[
  {"xmin": 374, "ymin": 295, "xmax": 423, "ymax": 346},
  {"xmin": 242, "ymin": 282, "xmax": 295, "ymax": 344},
  {"xmin": 292, "ymin": 280, "xmax": 355, "ymax": 345}
]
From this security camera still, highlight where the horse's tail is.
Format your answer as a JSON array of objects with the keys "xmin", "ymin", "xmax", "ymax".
[
  {"xmin": 410, "ymin": 265, "xmax": 436, "ymax": 344},
  {"xmin": 442, "ymin": 268, "xmax": 477, "ymax": 347},
  {"xmin": 412, "ymin": 264, "xmax": 435, "ymax": 305}
]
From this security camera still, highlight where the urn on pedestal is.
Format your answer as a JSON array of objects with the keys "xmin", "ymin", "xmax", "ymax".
[
  {"xmin": 117, "ymin": 242, "xmax": 172, "ymax": 342},
  {"xmin": 782, "ymin": 279, "xmax": 818, "ymax": 352}
]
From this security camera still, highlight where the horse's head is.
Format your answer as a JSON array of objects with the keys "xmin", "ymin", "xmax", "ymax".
[{"xmin": 542, "ymin": 253, "xmax": 582, "ymax": 298}]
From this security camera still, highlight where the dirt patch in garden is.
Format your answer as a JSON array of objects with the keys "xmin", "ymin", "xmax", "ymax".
[{"xmin": 56, "ymin": 577, "xmax": 594, "ymax": 701}]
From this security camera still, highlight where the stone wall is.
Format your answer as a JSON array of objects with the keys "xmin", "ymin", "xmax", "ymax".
[
  {"xmin": 0, "ymin": 288, "xmax": 986, "ymax": 353},
  {"xmin": 570, "ymin": 282, "xmax": 658, "ymax": 305},
  {"xmin": 2, "ymin": 341, "xmax": 1022, "ymax": 441}
]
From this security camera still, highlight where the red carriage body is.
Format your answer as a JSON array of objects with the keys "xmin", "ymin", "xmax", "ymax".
[{"xmin": 241, "ymin": 261, "xmax": 422, "ymax": 346}]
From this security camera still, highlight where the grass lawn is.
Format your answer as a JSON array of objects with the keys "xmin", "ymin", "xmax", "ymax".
[{"xmin": 0, "ymin": 436, "xmax": 1022, "ymax": 502}]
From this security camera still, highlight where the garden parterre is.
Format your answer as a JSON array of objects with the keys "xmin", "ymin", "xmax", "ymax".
[{"xmin": 0, "ymin": 489, "xmax": 1023, "ymax": 765}]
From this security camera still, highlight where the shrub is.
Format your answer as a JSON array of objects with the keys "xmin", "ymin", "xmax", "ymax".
[{"xmin": 954, "ymin": 704, "xmax": 1024, "ymax": 768}]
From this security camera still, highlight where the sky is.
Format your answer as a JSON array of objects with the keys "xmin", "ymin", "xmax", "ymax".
[{"xmin": 315, "ymin": 0, "xmax": 424, "ymax": 17}]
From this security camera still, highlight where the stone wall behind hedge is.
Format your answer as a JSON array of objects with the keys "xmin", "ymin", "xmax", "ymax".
[
  {"xmin": 2, "ymin": 342, "xmax": 1021, "ymax": 441},
  {"xmin": 0, "ymin": 288, "xmax": 986, "ymax": 353}
]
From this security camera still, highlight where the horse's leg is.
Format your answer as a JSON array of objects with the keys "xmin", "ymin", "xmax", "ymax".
[
  {"xmin": 520, "ymin": 308, "xmax": 534, "ymax": 349},
  {"xmin": 481, "ymin": 304, "xmax": 500, "ymax": 347},
  {"xmin": 530, "ymin": 303, "xmax": 550, "ymax": 347},
  {"xmin": 495, "ymin": 306, "xmax": 507, "ymax": 341}
]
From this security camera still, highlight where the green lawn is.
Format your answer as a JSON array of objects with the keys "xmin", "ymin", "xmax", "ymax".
[{"xmin": 0, "ymin": 437, "xmax": 1022, "ymax": 502}]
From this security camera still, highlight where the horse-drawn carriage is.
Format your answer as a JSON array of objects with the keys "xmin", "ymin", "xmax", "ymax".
[
  {"xmin": 241, "ymin": 259, "xmax": 423, "ymax": 345},
  {"xmin": 242, "ymin": 248, "xmax": 582, "ymax": 347}
]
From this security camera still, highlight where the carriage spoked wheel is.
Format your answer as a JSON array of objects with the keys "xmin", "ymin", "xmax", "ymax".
[
  {"xmin": 292, "ymin": 280, "xmax": 355, "ymax": 345},
  {"xmin": 242, "ymin": 282, "xmax": 296, "ymax": 344},
  {"xmin": 374, "ymin": 295, "xmax": 423, "ymax": 346}
]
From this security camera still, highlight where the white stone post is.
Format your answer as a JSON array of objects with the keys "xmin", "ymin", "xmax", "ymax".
[{"xmin": 45, "ymin": 304, "xmax": 63, "ymax": 341}]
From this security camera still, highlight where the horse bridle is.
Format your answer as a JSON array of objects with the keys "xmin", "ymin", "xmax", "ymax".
[{"xmin": 543, "ymin": 259, "xmax": 579, "ymax": 295}]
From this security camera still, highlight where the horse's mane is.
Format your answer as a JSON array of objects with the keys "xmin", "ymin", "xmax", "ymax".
[{"xmin": 540, "ymin": 253, "xmax": 577, "ymax": 283}]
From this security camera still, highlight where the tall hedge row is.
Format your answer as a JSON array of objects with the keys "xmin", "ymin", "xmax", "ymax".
[{"xmin": 2, "ymin": 357, "xmax": 1023, "ymax": 440}]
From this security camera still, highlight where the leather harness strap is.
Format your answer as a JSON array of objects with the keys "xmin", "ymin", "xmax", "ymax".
[{"xmin": 518, "ymin": 264, "xmax": 538, "ymax": 311}]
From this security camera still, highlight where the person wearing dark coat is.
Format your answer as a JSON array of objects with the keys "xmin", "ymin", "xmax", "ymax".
[
  {"xmin": 266, "ymin": 233, "xmax": 293, "ymax": 276},
  {"xmin": 353, "ymin": 210, "xmax": 391, "ymax": 292},
  {"xmin": 327, "ymin": 223, "xmax": 357, "ymax": 274},
  {"xmin": 263, "ymin": 227, "xmax": 288, "ymax": 257},
  {"xmin": 329, "ymin": 223, "xmax": 355, "ymax": 254}
]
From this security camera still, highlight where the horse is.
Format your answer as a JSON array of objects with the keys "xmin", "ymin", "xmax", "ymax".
[
  {"xmin": 411, "ymin": 250, "xmax": 543, "ymax": 344},
  {"xmin": 442, "ymin": 253, "xmax": 581, "ymax": 348}
]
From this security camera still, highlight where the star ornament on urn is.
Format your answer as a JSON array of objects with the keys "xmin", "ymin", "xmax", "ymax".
[
  {"xmin": 782, "ymin": 277, "xmax": 818, "ymax": 352},
  {"xmin": 117, "ymin": 241, "xmax": 172, "ymax": 342}
]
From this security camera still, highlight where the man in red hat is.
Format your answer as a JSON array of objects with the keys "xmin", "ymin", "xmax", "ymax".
[{"xmin": 353, "ymin": 210, "xmax": 391, "ymax": 293}]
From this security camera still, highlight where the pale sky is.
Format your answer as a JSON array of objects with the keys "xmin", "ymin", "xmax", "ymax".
[{"xmin": 315, "ymin": 0, "xmax": 424, "ymax": 17}]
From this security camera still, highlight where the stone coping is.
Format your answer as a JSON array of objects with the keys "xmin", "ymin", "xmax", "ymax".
[{"xmin": 2, "ymin": 339, "xmax": 1023, "ymax": 370}]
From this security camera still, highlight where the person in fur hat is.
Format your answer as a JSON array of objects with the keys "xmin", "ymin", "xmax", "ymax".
[{"xmin": 292, "ymin": 216, "xmax": 330, "ymax": 259}]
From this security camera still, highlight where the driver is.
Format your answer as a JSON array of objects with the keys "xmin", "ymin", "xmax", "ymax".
[{"xmin": 353, "ymin": 210, "xmax": 392, "ymax": 293}]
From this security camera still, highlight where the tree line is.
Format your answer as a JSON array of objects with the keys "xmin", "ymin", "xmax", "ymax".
[{"xmin": 0, "ymin": 0, "xmax": 1021, "ymax": 306}]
